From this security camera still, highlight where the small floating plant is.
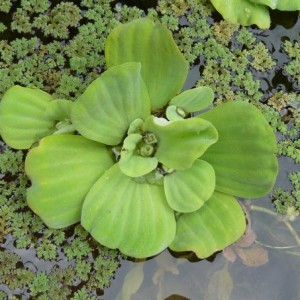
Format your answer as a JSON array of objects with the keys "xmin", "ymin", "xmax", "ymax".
[
  {"xmin": 210, "ymin": 0, "xmax": 300, "ymax": 28},
  {"xmin": 0, "ymin": 18, "xmax": 278, "ymax": 258}
]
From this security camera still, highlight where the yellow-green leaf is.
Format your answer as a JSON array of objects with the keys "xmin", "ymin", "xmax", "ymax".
[
  {"xmin": 199, "ymin": 101, "xmax": 278, "ymax": 198},
  {"xmin": 210, "ymin": 0, "xmax": 270, "ymax": 29},
  {"xmin": 72, "ymin": 62, "xmax": 151, "ymax": 146},
  {"xmin": 169, "ymin": 192, "xmax": 246, "ymax": 259},
  {"xmin": 0, "ymin": 86, "xmax": 55, "ymax": 149},
  {"xmin": 105, "ymin": 18, "xmax": 188, "ymax": 111},
  {"xmin": 25, "ymin": 134, "xmax": 114, "ymax": 228},
  {"xmin": 81, "ymin": 164, "xmax": 176, "ymax": 258},
  {"xmin": 164, "ymin": 159, "xmax": 215, "ymax": 213},
  {"xmin": 143, "ymin": 116, "xmax": 218, "ymax": 170}
]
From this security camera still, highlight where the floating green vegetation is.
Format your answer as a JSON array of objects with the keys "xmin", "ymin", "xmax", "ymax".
[
  {"xmin": 273, "ymin": 172, "xmax": 300, "ymax": 219},
  {"xmin": 0, "ymin": 16, "xmax": 279, "ymax": 262},
  {"xmin": 0, "ymin": 0, "xmax": 299, "ymax": 297},
  {"xmin": 0, "ymin": 145, "xmax": 121, "ymax": 298},
  {"xmin": 283, "ymin": 40, "xmax": 300, "ymax": 86}
]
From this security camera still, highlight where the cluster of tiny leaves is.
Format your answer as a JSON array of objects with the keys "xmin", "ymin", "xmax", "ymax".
[
  {"xmin": 283, "ymin": 41, "xmax": 300, "ymax": 86},
  {"xmin": 0, "ymin": 0, "xmax": 146, "ymax": 100},
  {"xmin": 273, "ymin": 172, "xmax": 300, "ymax": 217},
  {"xmin": 0, "ymin": 0, "xmax": 300, "ymax": 297}
]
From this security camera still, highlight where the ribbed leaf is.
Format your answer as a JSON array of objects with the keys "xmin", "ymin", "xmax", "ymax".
[
  {"xmin": 25, "ymin": 134, "xmax": 114, "ymax": 228},
  {"xmin": 169, "ymin": 87, "xmax": 214, "ymax": 113},
  {"xmin": 143, "ymin": 116, "xmax": 218, "ymax": 170},
  {"xmin": 81, "ymin": 164, "xmax": 176, "ymax": 258},
  {"xmin": 72, "ymin": 62, "xmax": 151, "ymax": 146},
  {"xmin": 164, "ymin": 159, "xmax": 215, "ymax": 213},
  {"xmin": 169, "ymin": 192, "xmax": 246, "ymax": 258},
  {"xmin": 0, "ymin": 85, "xmax": 55, "ymax": 149},
  {"xmin": 105, "ymin": 18, "xmax": 188, "ymax": 111},
  {"xmin": 249, "ymin": 0, "xmax": 300, "ymax": 10},
  {"xmin": 199, "ymin": 101, "xmax": 278, "ymax": 198},
  {"xmin": 119, "ymin": 133, "xmax": 158, "ymax": 177},
  {"xmin": 210, "ymin": 0, "xmax": 270, "ymax": 29}
]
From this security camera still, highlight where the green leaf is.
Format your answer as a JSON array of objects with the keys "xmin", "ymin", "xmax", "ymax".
[
  {"xmin": 169, "ymin": 192, "xmax": 246, "ymax": 259},
  {"xmin": 199, "ymin": 101, "xmax": 278, "ymax": 198},
  {"xmin": 81, "ymin": 164, "xmax": 176, "ymax": 258},
  {"xmin": 0, "ymin": 85, "xmax": 55, "ymax": 149},
  {"xmin": 210, "ymin": 0, "xmax": 270, "ymax": 29},
  {"xmin": 25, "ymin": 134, "xmax": 114, "ymax": 228},
  {"xmin": 164, "ymin": 159, "xmax": 215, "ymax": 213},
  {"xmin": 165, "ymin": 105, "xmax": 184, "ymax": 121},
  {"xmin": 143, "ymin": 116, "xmax": 218, "ymax": 170},
  {"xmin": 46, "ymin": 99, "xmax": 73, "ymax": 121},
  {"xmin": 249, "ymin": 0, "xmax": 300, "ymax": 10},
  {"xmin": 127, "ymin": 118, "xmax": 144, "ymax": 135},
  {"xmin": 105, "ymin": 18, "xmax": 188, "ymax": 111},
  {"xmin": 169, "ymin": 87, "xmax": 214, "ymax": 113},
  {"xmin": 72, "ymin": 62, "xmax": 151, "ymax": 146},
  {"xmin": 119, "ymin": 133, "xmax": 158, "ymax": 177}
]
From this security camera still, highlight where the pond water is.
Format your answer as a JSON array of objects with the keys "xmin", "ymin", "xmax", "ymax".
[{"xmin": 0, "ymin": 2, "xmax": 300, "ymax": 300}]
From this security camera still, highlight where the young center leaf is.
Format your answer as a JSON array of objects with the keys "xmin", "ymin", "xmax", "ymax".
[
  {"xmin": 143, "ymin": 116, "xmax": 218, "ymax": 170},
  {"xmin": 119, "ymin": 133, "xmax": 158, "ymax": 177},
  {"xmin": 168, "ymin": 86, "xmax": 214, "ymax": 113}
]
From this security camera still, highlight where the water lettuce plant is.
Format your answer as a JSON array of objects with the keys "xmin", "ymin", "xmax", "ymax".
[
  {"xmin": 210, "ymin": 0, "xmax": 300, "ymax": 29},
  {"xmin": 0, "ymin": 18, "xmax": 278, "ymax": 259}
]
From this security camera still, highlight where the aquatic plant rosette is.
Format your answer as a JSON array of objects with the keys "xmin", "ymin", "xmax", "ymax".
[
  {"xmin": 0, "ymin": 18, "xmax": 278, "ymax": 259},
  {"xmin": 210, "ymin": 0, "xmax": 300, "ymax": 29}
]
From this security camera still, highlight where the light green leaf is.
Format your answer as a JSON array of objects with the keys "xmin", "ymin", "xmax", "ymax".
[
  {"xmin": 169, "ymin": 87, "xmax": 214, "ymax": 113},
  {"xmin": 0, "ymin": 85, "xmax": 55, "ymax": 149},
  {"xmin": 143, "ymin": 116, "xmax": 218, "ymax": 170},
  {"xmin": 72, "ymin": 62, "xmax": 151, "ymax": 146},
  {"xmin": 81, "ymin": 164, "xmax": 176, "ymax": 258},
  {"xmin": 210, "ymin": 0, "xmax": 270, "ymax": 29},
  {"xmin": 25, "ymin": 134, "xmax": 114, "ymax": 228},
  {"xmin": 169, "ymin": 192, "xmax": 246, "ymax": 259},
  {"xmin": 249, "ymin": 0, "xmax": 300, "ymax": 10},
  {"xmin": 199, "ymin": 101, "xmax": 278, "ymax": 198},
  {"xmin": 119, "ymin": 133, "xmax": 158, "ymax": 177},
  {"xmin": 46, "ymin": 99, "xmax": 73, "ymax": 121},
  {"xmin": 127, "ymin": 118, "xmax": 144, "ymax": 135},
  {"xmin": 164, "ymin": 159, "xmax": 215, "ymax": 213},
  {"xmin": 105, "ymin": 18, "xmax": 188, "ymax": 111},
  {"xmin": 165, "ymin": 105, "xmax": 184, "ymax": 121}
]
